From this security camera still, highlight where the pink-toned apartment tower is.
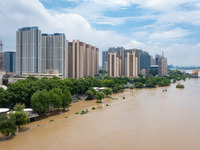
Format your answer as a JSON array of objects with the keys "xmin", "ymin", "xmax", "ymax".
[
  {"xmin": 108, "ymin": 53, "xmax": 121, "ymax": 77},
  {"xmin": 66, "ymin": 40, "xmax": 99, "ymax": 78},
  {"xmin": 125, "ymin": 52, "xmax": 138, "ymax": 78}
]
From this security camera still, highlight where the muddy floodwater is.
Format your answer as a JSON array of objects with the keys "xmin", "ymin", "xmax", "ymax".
[{"xmin": 1, "ymin": 79, "xmax": 200, "ymax": 150}]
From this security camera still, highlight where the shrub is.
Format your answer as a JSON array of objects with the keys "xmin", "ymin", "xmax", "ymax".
[
  {"xmin": 176, "ymin": 83, "xmax": 184, "ymax": 88},
  {"xmin": 92, "ymin": 107, "xmax": 96, "ymax": 110},
  {"xmin": 130, "ymin": 86, "xmax": 134, "ymax": 89},
  {"xmin": 80, "ymin": 109, "xmax": 89, "ymax": 115},
  {"xmin": 123, "ymin": 97, "xmax": 125, "ymax": 99},
  {"xmin": 106, "ymin": 104, "xmax": 109, "ymax": 106},
  {"xmin": 75, "ymin": 112, "xmax": 79, "ymax": 114},
  {"xmin": 49, "ymin": 119, "xmax": 54, "ymax": 122}
]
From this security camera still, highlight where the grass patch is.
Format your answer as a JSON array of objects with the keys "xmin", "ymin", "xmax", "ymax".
[
  {"xmin": 65, "ymin": 116, "xmax": 68, "ymax": 118},
  {"xmin": 75, "ymin": 112, "xmax": 79, "ymax": 115},
  {"xmin": 49, "ymin": 119, "xmax": 54, "ymax": 122}
]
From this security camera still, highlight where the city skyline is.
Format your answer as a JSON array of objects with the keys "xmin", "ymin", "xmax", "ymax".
[{"xmin": 0, "ymin": 0, "xmax": 200, "ymax": 66}]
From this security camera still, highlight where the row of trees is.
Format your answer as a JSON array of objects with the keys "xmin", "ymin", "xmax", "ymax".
[
  {"xmin": 0, "ymin": 76, "xmax": 130, "ymax": 109},
  {"xmin": 133, "ymin": 70, "xmax": 187, "ymax": 88},
  {"xmin": 31, "ymin": 88, "xmax": 72, "ymax": 114},
  {"xmin": 0, "ymin": 70, "xmax": 187, "ymax": 113}
]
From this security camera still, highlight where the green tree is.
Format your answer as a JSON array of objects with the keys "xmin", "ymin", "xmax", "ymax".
[
  {"xmin": 134, "ymin": 82, "xmax": 143, "ymax": 88},
  {"xmin": 0, "ymin": 88, "xmax": 9, "ymax": 108},
  {"xmin": 62, "ymin": 88, "xmax": 72, "ymax": 109},
  {"xmin": 49, "ymin": 90, "xmax": 62, "ymax": 110},
  {"xmin": 146, "ymin": 79, "xmax": 156, "ymax": 88},
  {"xmin": 85, "ymin": 90, "xmax": 94, "ymax": 99},
  {"xmin": 14, "ymin": 104, "xmax": 25, "ymax": 111},
  {"xmin": 113, "ymin": 87, "xmax": 118, "ymax": 93},
  {"xmin": 9, "ymin": 110, "xmax": 30, "ymax": 129},
  {"xmin": 0, "ymin": 114, "xmax": 17, "ymax": 137},
  {"xmin": 103, "ymin": 88, "xmax": 112, "ymax": 97},
  {"xmin": 31, "ymin": 89, "xmax": 50, "ymax": 114},
  {"xmin": 96, "ymin": 91, "xmax": 105, "ymax": 103}
]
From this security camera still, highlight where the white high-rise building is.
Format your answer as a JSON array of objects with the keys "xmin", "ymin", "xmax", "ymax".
[
  {"xmin": 41, "ymin": 33, "xmax": 65, "ymax": 76},
  {"xmin": 16, "ymin": 26, "xmax": 41, "ymax": 75}
]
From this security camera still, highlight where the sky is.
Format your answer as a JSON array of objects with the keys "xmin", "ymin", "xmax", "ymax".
[{"xmin": 0, "ymin": 0, "xmax": 200, "ymax": 66}]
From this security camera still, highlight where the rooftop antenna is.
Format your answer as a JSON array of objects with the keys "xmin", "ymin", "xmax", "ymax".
[{"xmin": 0, "ymin": 36, "xmax": 4, "ymax": 71}]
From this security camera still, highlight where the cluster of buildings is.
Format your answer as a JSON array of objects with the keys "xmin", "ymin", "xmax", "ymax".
[
  {"xmin": 102, "ymin": 47, "xmax": 167, "ymax": 77},
  {"xmin": 15, "ymin": 26, "xmax": 99, "ymax": 79},
  {"xmin": 0, "ymin": 26, "xmax": 168, "ymax": 85}
]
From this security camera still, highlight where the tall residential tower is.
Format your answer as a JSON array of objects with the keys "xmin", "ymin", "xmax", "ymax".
[{"xmin": 16, "ymin": 26, "xmax": 41, "ymax": 75}]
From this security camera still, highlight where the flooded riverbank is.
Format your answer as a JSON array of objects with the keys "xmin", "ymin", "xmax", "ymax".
[{"xmin": 1, "ymin": 79, "xmax": 200, "ymax": 150}]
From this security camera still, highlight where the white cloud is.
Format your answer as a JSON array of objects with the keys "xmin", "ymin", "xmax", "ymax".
[
  {"xmin": 0, "ymin": 0, "xmax": 200, "ymax": 66},
  {"xmin": 149, "ymin": 28, "xmax": 190, "ymax": 41},
  {"xmin": 0, "ymin": 0, "xmax": 129, "ymax": 64}
]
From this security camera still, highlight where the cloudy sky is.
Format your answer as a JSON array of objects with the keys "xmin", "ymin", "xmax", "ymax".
[{"xmin": 0, "ymin": 0, "xmax": 200, "ymax": 66}]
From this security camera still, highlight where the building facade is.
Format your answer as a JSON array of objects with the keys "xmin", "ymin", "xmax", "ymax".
[
  {"xmin": 125, "ymin": 52, "xmax": 138, "ymax": 78},
  {"xmin": 16, "ymin": 26, "xmax": 41, "ymax": 75},
  {"xmin": 158, "ymin": 57, "xmax": 167, "ymax": 77},
  {"xmin": 102, "ymin": 51, "xmax": 108, "ymax": 71},
  {"xmin": 66, "ymin": 40, "xmax": 99, "ymax": 78},
  {"xmin": 4, "ymin": 51, "xmax": 16, "ymax": 72},
  {"xmin": 41, "ymin": 33, "xmax": 65, "ymax": 76},
  {"xmin": 108, "ymin": 53, "xmax": 121, "ymax": 77}
]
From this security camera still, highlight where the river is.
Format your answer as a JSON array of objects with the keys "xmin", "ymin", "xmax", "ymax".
[{"xmin": 1, "ymin": 79, "xmax": 200, "ymax": 150}]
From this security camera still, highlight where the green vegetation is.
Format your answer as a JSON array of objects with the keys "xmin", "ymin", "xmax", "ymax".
[
  {"xmin": 80, "ymin": 109, "xmax": 89, "ymax": 115},
  {"xmin": 0, "ymin": 104, "xmax": 29, "ymax": 137},
  {"xmin": 0, "ymin": 70, "xmax": 188, "ymax": 118},
  {"xmin": 0, "ymin": 113, "xmax": 17, "ymax": 137},
  {"xmin": 9, "ymin": 104, "xmax": 30, "ymax": 129},
  {"xmin": 75, "ymin": 112, "xmax": 79, "ymax": 115},
  {"xmin": 130, "ymin": 86, "xmax": 134, "ymax": 89},
  {"xmin": 103, "ymin": 88, "xmax": 112, "ymax": 97},
  {"xmin": 176, "ymin": 83, "xmax": 185, "ymax": 88},
  {"xmin": 96, "ymin": 91, "xmax": 105, "ymax": 103},
  {"xmin": 92, "ymin": 107, "xmax": 96, "ymax": 110},
  {"xmin": 49, "ymin": 119, "xmax": 54, "ymax": 122},
  {"xmin": 85, "ymin": 90, "xmax": 94, "ymax": 99},
  {"xmin": 106, "ymin": 104, "xmax": 109, "ymax": 106},
  {"xmin": 134, "ymin": 82, "xmax": 143, "ymax": 88},
  {"xmin": 123, "ymin": 97, "xmax": 125, "ymax": 99}
]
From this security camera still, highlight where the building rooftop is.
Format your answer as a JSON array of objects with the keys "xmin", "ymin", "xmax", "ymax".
[{"xmin": 19, "ymin": 26, "xmax": 39, "ymax": 31}]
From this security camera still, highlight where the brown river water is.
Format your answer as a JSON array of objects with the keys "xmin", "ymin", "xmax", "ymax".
[{"xmin": 1, "ymin": 79, "xmax": 200, "ymax": 150}]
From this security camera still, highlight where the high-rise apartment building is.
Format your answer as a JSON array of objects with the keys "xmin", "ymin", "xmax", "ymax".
[
  {"xmin": 102, "ymin": 51, "xmax": 108, "ymax": 71},
  {"xmin": 125, "ymin": 52, "xmax": 138, "ymax": 78},
  {"xmin": 108, "ymin": 53, "xmax": 121, "ymax": 77},
  {"xmin": 140, "ymin": 51, "xmax": 150, "ymax": 71},
  {"xmin": 16, "ymin": 27, "xmax": 66, "ymax": 78},
  {"xmin": 41, "ymin": 33, "xmax": 65, "ymax": 76},
  {"xmin": 16, "ymin": 26, "xmax": 41, "ymax": 75},
  {"xmin": 158, "ymin": 57, "xmax": 167, "ymax": 77},
  {"xmin": 4, "ymin": 51, "xmax": 16, "ymax": 72},
  {"xmin": 66, "ymin": 40, "xmax": 99, "ymax": 78},
  {"xmin": 155, "ymin": 54, "xmax": 162, "ymax": 65}
]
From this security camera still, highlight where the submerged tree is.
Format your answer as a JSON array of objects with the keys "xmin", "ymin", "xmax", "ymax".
[{"xmin": 96, "ymin": 91, "xmax": 105, "ymax": 103}]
